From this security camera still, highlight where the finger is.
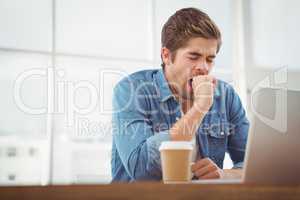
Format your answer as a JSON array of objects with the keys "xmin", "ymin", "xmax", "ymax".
[
  {"xmin": 191, "ymin": 159, "xmax": 207, "ymax": 172},
  {"xmin": 193, "ymin": 75, "xmax": 213, "ymax": 82},
  {"xmin": 201, "ymin": 170, "xmax": 222, "ymax": 179},
  {"xmin": 195, "ymin": 77, "xmax": 215, "ymax": 89},
  {"xmin": 191, "ymin": 158, "xmax": 210, "ymax": 172},
  {"xmin": 206, "ymin": 75, "xmax": 214, "ymax": 82},
  {"xmin": 194, "ymin": 165, "xmax": 216, "ymax": 177},
  {"xmin": 190, "ymin": 162, "xmax": 196, "ymax": 172},
  {"xmin": 192, "ymin": 79, "xmax": 214, "ymax": 92},
  {"xmin": 195, "ymin": 164, "xmax": 218, "ymax": 178}
]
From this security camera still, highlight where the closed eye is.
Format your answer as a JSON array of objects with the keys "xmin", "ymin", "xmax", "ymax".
[
  {"xmin": 188, "ymin": 57, "xmax": 198, "ymax": 61},
  {"xmin": 207, "ymin": 58, "xmax": 214, "ymax": 63}
]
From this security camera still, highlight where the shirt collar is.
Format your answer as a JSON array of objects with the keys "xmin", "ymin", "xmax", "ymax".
[{"xmin": 155, "ymin": 68, "xmax": 221, "ymax": 102}]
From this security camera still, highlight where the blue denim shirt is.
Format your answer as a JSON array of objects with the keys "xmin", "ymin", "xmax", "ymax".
[{"xmin": 111, "ymin": 69, "xmax": 249, "ymax": 182}]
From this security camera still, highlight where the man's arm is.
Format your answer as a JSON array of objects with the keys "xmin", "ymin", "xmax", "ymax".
[
  {"xmin": 190, "ymin": 78, "xmax": 248, "ymax": 179},
  {"xmin": 170, "ymin": 75, "xmax": 215, "ymax": 141},
  {"xmin": 192, "ymin": 84, "xmax": 249, "ymax": 179},
  {"xmin": 170, "ymin": 105, "xmax": 207, "ymax": 141},
  {"xmin": 172, "ymin": 75, "xmax": 227, "ymax": 179},
  {"xmin": 112, "ymin": 80, "xmax": 170, "ymax": 181}
]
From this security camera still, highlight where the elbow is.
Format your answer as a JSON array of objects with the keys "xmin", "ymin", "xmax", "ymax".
[{"xmin": 125, "ymin": 147, "xmax": 161, "ymax": 181}]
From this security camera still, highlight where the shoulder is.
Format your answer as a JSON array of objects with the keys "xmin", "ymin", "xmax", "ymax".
[
  {"xmin": 215, "ymin": 79, "xmax": 236, "ymax": 98},
  {"xmin": 215, "ymin": 79, "xmax": 243, "ymax": 111},
  {"xmin": 114, "ymin": 69, "xmax": 159, "ymax": 95}
]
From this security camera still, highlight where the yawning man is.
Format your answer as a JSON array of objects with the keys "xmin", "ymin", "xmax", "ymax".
[{"xmin": 111, "ymin": 7, "xmax": 249, "ymax": 182}]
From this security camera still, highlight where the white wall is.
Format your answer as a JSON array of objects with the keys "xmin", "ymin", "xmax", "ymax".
[
  {"xmin": 244, "ymin": 0, "xmax": 300, "ymax": 91},
  {"xmin": 0, "ymin": 0, "xmax": 52, "ymax": 52}
]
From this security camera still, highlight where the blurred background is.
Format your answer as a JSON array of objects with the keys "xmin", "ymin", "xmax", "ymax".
[{"xmin": 0, "ymin": 0, "xmax": 299, "ymax": 185}]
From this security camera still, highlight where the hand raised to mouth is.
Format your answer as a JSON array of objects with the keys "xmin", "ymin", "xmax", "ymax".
[{"xmin": 191, "ymin": 75, "xmax": 217, "ymax": 112}]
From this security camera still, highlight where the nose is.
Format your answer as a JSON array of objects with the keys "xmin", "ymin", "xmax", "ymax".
[{"xmin": 194, "ymin": 60, "xmax": 209, "ymax": 75}]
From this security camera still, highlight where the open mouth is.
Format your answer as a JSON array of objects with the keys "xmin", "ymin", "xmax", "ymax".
[
  {"xmin": 188, "ymin": 79, "xmax": 193, "ymax": 87},
  {"xmin": 187, "ymin": 78, "xmax": 193, "ymax": 92}
]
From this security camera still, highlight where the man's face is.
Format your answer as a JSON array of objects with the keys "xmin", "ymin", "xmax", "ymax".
[{"xmin": 162, "ymin": 37, "xmax": 218, "ymax": 100}]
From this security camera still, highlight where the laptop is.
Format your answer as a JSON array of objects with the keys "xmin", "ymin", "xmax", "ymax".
[
  {"xmin": 243, "ymin": 88, "xmax": 300, "ymax": 184},
  {"xmin": 192, "ymin": 88, "xmax": 300, "ymax": 184}
]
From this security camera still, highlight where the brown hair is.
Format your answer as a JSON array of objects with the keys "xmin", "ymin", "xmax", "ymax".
[{"xmin": 161, "ymin": 7, "xmax": 222, "ymax": 68}]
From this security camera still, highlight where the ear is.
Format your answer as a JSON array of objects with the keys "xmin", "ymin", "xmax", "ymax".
[{"xmin": 161, "ymin": 47, "xmax": 172, "ymax": 66}]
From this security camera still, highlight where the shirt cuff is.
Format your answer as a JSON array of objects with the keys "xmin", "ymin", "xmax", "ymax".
[{"xmin": 145, "ymin": 131, "xmax": 170, "ymax": 174}]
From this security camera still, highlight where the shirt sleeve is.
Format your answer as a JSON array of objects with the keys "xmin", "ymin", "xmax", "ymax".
[
  {"xmin": 226, "ymin": 86, "xmax": 249, "ymax": 169},
  {"xmin": 112, "ymin": 79, "xmax": 170, "ymax": 181}
]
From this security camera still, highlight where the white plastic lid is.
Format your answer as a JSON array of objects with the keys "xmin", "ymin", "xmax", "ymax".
[{"xmin": 159, "ymin": 141, "xmax": 193, "ymax": 151}]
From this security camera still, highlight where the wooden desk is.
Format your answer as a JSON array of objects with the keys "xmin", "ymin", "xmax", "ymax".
[{"xmin": 0, "ymin": 183, "xmax": 299, "ymax": 200}]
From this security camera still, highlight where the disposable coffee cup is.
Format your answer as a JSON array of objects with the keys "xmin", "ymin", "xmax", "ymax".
[{"xmin": 159, "ymin": 141, "xmax": 193, "ymax": 183}]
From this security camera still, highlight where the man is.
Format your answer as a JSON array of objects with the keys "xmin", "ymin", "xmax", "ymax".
[{"xmin": 111, "ymin": 7, "xmax": 249, "ymax": 182}]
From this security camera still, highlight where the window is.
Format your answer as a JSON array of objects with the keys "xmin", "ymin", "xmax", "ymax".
[{"xmin": 0, "ymin": 0, "xmax": 243, "ymax": 185}]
